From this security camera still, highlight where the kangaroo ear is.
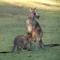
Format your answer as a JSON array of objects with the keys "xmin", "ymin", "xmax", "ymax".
[
  {"xmin": 29, "ymin": 8, "xmax": 32, "ymax": 12},
  {"xmin": 29, "ymin": 8, "xmax": 36, "ymax": 12},
  {"xmin": 33, "ymin": 8, "xmax": 36, "ymax": 10}
]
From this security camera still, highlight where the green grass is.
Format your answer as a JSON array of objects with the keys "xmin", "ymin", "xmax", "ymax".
[{"xmin": 0, "ymin": 5, "xmax": 60, "ymax": 60}]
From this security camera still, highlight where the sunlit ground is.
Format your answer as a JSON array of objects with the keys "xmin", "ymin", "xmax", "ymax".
[{"xmin": 0, "ymin": 0, "xmax": 60, "ymax": 11}]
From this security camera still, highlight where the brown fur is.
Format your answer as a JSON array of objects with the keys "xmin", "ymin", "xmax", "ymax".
[
  {"xmin": 12, "ymin": 34, "xmax": 32, "ymax": 52},
  {"xmin": 26, "ymin": 9, "xmax": 44, "ymax": 48},
  {"xmin": 31, "ymin": 25, "xmax": 44, "ymax": 48}
]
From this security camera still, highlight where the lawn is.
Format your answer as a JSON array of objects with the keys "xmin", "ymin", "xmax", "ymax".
[{"xmin": 0, "ymin": 4, "xmax": 60, "ymax": 60}]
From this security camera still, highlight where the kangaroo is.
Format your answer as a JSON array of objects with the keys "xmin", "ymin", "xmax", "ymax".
[{"xmin": 12, "ymin": 34, "xmax": 32, "ymax": 52}]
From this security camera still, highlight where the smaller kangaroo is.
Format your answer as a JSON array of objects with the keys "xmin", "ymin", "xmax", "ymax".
[{"xmin": 12, "ymin": 33, "xmax": 32, "ymax": 52}]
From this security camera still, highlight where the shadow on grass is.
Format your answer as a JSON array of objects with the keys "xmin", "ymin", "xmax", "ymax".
[
  {"xmin": 0, "ymin": 43, "xmax": 60, "ymax": 54},
  {"xmin": 0, "ymin": 51, "xmax": 11, "ymax": 54},
  {"xmin": 44, "ymin": 43, "xmax": 60, "ymax": 47}
]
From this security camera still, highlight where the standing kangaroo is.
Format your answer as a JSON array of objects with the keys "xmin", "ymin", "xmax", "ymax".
[{"xmin": 26, "ymin": 8, "xmax": 44, "ymax": 48}]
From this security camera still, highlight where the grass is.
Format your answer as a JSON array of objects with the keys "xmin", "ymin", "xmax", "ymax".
[{"xmin": 0, "ymin": 4, "xmax": 60, "ymax": 60}]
